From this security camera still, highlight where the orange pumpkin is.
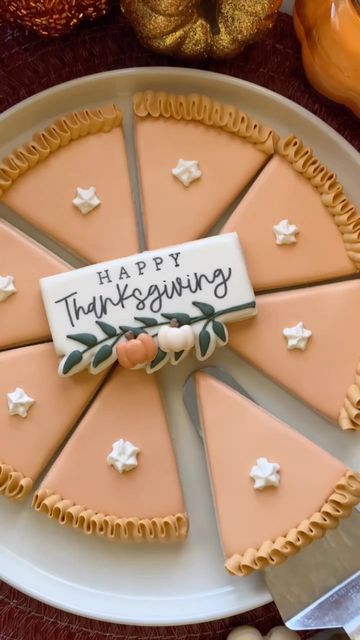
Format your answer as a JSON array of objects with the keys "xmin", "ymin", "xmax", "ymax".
[
  {"xmin": 116, "ymin": 332, "xmax": 158, "ymax": 369},
  {"xmin": 294, "ymin": 0, "xmax": 360, "ymax": 116}
]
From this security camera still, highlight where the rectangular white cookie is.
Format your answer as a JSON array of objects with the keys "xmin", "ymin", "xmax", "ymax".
[{"xmin": 40, "ymin": 232, "xmax": 256, "ymax": 376}]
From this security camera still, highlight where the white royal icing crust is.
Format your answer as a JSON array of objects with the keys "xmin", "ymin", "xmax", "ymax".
[
  {"xmin": 283, "ymin": 321, "xmax": 312, "ymax": 351},
  {"xmin": 107, "ymin": 439, "xmax": 140, "ymax": 473},
  {"xmin": 171, "ymin": 159, "xmax": 202, "ymax": 187},
  {"xmin": 7, "ymin": 387, "xmax": 35, "ymax": 418},
  {"xmin": 40, "ymin": 233, "xmax": 256, "ymax": 376},
  {"xmin": 72, "ymin": 187, "xmax": 101, "ymax": 215},
  {"xmin": 273, "ymin": 219, "xmax": 299, "ymax": 245},
  {"xmin": 249, "ymin": 457, "xmax": 280, "ymax": 490},
  {"xmin": 0, "ymin": 275, "xmax": 16, "ymax": 302}
]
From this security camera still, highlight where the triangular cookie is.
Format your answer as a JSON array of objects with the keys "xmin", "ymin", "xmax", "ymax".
[
  {"xmin": 0, "ymin": 343, "xmax": 108, "ymax": 500},
  {"xmin": 1, "ymin": 106, "xmax": 138, "ymax": 263},
  {"xmin": 133, "ymin": 91, "xmax": 275, "ymax": 250},
  {"xmin": 228, "ymin": 280, "xmax": 360, "ymax": 430},
  {"xmin": 222, "ymin": 154, "xmax": 358, "ymax": 291},
  {"xmin": 0, "ymin": 221, "xmax": 69, "ymax": 349},
  {"xmin": 196, "ymin": 372, "xmax": 360, "ymax": 576},
  {"xmin": 33, "ymin": 367, "xmax": 188, "ymax": 542}
]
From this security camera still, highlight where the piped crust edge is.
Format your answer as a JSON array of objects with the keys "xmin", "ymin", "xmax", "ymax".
[
  {"xmin": 133, "ymin": 90, "xmax": 278, "ymax": 155},
  {"xmin": 32, "ymin": 487, "xmax": 189, "ymax": 542},
  {"xmin": 277, "ymin": 135, "xmax": 360, "ymax": 271},
  {"xmin": 0, "ymin": 461, "xmax": 33, "ymax": 500},
  {"xmin": 225, "ymin": 470, "xmax": 360, "ymax": 576},
  {"xmin": 0, "ymin": 105, "xmax": 122, "ymax": 197}
]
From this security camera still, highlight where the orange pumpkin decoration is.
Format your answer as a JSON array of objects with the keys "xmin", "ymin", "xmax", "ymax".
[
  {"xmin": 294, "ymin": 0, "xmax": 360, "ymax": 117},
  {"xmin": 116, "ymin": 332, "xmax": 158, "ymax": 369},
  {"xmin": 120, "ymin": 0, "xmax": 282, "ymax": 60}
]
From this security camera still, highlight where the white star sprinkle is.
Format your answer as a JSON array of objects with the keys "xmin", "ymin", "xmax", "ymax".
[
  {"xmin": 250, "ymin": 457, "xmax": 280, "ymax": 490},
  {"xmin": 72, "ymin": 187, "xmax": 101, "ymax": 214},
  {"xmin": 171, "ymin": 159, "xmax": 202, "ymax": 187},
  {"xmin": 283, "ymin": 322, "xmax": 312, "ymax": 351},
  {"xmin": 273, "ymin": 219, "xmax": 299, "ymax": 245},
  {"xmin": 7, "ymin": 387, "xmax": 35, "ymax": 418},
  {"xmin": 107, "ymin": 439, "xmax": 140, "ymax": 474},
  {"xmin": 0, "ymin": 275, "xmax": 16, "ymax": 302}
]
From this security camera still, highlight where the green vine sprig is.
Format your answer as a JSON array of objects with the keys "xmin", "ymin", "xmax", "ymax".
[{"xmin": 61, "ymin": 300, "xmax": 255, "ymax": 375}]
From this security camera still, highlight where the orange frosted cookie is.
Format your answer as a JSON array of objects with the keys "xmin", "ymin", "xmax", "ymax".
[
  {"xmin": 0, "ymin": 105, "xmax": 138, "ymax": 263},
  {"xmin": 0, "ymin": 343, "xmax": 108, "ymax": 500},
  {"xmin": 228, "ymin": 280, "xmax": 360, "ymax": 430},
  {"xmin": 33, "ymin": 367, "xmax": 188, "ymax": 542},
  {"xmin": 222, "ymin": 148, "xmax": 359, "ymax": 291},
  {"xmin": 0, "ymin": 220, "xmax": 70, "ymax": 349},
  {"xmin": 196, "ymin": 372, "xmax": 360, "ymax": 576},
  {"xmin": 133, "ymin": 91, "xmax": 276, "ymax": 250}
]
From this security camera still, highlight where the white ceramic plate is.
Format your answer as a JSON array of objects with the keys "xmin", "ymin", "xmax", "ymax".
[{"xmin": 0, "ymin": 68, "xmax": 359, "ymax": 626}]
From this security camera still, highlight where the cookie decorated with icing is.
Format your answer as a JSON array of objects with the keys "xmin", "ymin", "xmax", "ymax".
[
  {"xmin": 0, "ymin": 105, "xmax": 138, "ymax": 263},
  {"xmin": 40, "ymin": 233, "xmax": 256, "ymax": 376},
  {"xmin": 228, "ymin": 280, "xmax": 360, "ymax": 430},
  {"xmin": 133, "ymin": 91, "xmax": 277, "ymax": 250},
  {"xmin": 0, "ymin": 220, "xmax": 70, "ymax": 349},
  {"xmin": 33, "ymin": 367, "xmax": 188, "ymax": 542},
  {"xmin": 0, "ymin": 343, "xmax": 108, "ymax": 500},
  {"xmin": 196, "ymin": 372, "xmax": 360, "ymax": 576},
  {"xmin": 222, "ymin": 152, "xmax": 359, "ymax": 291}
]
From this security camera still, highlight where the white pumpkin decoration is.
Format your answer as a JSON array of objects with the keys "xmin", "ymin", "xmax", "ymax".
[{"xmin": 158, "ymin": 320, "xmax": 195, "ymax": 353}]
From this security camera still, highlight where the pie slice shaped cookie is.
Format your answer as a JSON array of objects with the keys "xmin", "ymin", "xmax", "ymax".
[
  {"xmin": 0, "ymin": 343, "xmax": 108, "ymax": 500},
  {"xmin": 196, "ymin": 372, "xmax": 360, "ymax": 576},
  {"xmin": 0, "ymin": 220, "xmax": 70, "ymax": 349},
  {"xmin": 33, "ymin": 367, "xmax": 188, "ymax": 542},
  {"xmin": 133, "ymin": 91, "xmax": 276, "ymax": 250},
  {"xmin": 222, "ymin": 141, "xmax": 360, "ymax": 291},
  {"xmin": 0, "ymin": 105, "xmax": 138, "ymax": 263},
  {"xmin": 228, "ymin": 280, "xmax": 360, "ymax": 430}
]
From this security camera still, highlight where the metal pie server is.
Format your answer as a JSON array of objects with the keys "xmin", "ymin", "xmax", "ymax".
[{"xmin": 183, "ymin": 367, "xmax": 360, "ymax": 640}]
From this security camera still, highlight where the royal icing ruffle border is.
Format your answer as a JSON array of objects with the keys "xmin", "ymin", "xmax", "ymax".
[
  {"xmin": 225, "ymin": 470, "xmax": 360, "ymax": 576},
  {"xmin": 0, "ymin": 462, "xmax": 33, "ymax": 500},
  {"xmin": 133, "ymin": 91, "xmax": 278, "ymax": 155},
  {"xmin": 339, "ymin": 363, "xmax": 360, "ymax": 430},
  {"xmin": 276, "ymin": 135, "xmax": 360, "ymax": 270},
  {"xmin": 0, "ymin": 105, "xmax": 122, "ymax": 198},
  {"xmin": 32, "ymin": 488, "xmax": 189, "ymax": 542}
]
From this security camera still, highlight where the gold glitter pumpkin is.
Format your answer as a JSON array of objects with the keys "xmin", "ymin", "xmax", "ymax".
[
  {"xmin": 3, "ymin": 0, "xmax": 110, "ymax": 37},
  {"xmin": 120, "ymin": 0, "xmax": 282, "ymax": 59}
]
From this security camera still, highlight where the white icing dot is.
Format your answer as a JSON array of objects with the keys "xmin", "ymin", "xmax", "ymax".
[
  {"xmin": 171, "ymin": 159, "xmax": 202, "ymax": 187},
  {"xmin": 72, "ymin": 187, "xmax": 101, "ymax": 214},
  {"xmin": 7, "ymin": 387, "xmax": 35, "ymax": 418},
  {"xmin": 283, "ymin": 322, "xmax": 312, "ymax": 351},
  {"xmin": 107, "ymin": 439, "xmax": 140, "ymax": 473},
  {"xmin": 0, "ymin": 275, "xmax": 16, "ymax": 302},
  {"xmin": 273, "ymin": 219, "xmax": 299, "ymax": 245},
  {"xmin": 250, "ymin": 457, "xmax": 280, "ymax": 490}
]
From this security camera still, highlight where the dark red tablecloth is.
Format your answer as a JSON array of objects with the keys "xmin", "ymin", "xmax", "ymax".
[{"xmin": 0, "ymin": 7, "xmax": 358, "ymax": 640}]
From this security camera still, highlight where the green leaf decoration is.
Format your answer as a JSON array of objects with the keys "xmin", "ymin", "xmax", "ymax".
[
  {"xmin": 161, "ymin": 312, "xmax": 191, "ymax": 326},
  {"xmin": 62, "ymin": 350, "xmax": 83, "ymax": 375},
  {"xmin": 66, "ymin": 333, "xmax": 98, "ymax": 348},
  {"xmin": 134, "ymin": 316, "xmax": 158, "ymax": 327},
  {"xmin": 174, "ymin": 350, "xmax": 184, "ymax": 362},
  {"xmin": 192, "ymin": 301, "xmax": 215, "ymax": 317},
  {"xmin": 92, "ymin": 344, "xmax": 113, "ymax": 369},
  {"xmin": 212, "ymin": 320, "xmax": 227, "ymax": 344},
  {"xmin": 199, "ymin": 328, "xmax": 211, "ymax": 358},
  {"xmin": 149, "ymin": 348, "xmax": 167, "ymax": 370},
  {"xmin": 96, "ymin": 320, "xmax": 117, "ymax": 337}
]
